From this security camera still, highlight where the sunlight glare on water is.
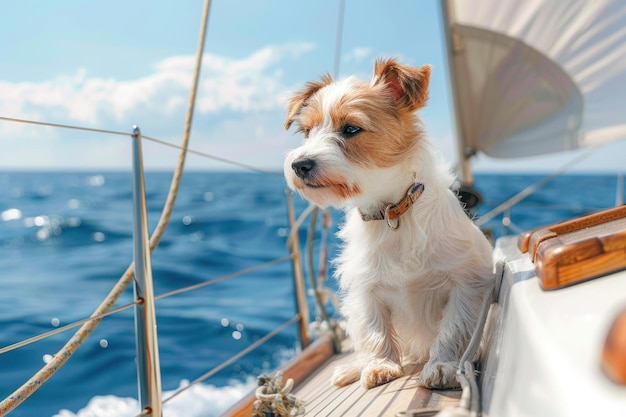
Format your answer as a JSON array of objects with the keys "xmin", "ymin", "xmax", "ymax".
[
  {"xmin": 88, "ymin": 175, "xmax": 105, "ymax": 187},
  {"xmin": 1, "ymin": 208, "xmax": 21, "ymax": 221}
]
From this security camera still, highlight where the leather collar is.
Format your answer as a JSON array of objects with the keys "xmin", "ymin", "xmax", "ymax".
[{"xmin": 358, "ymin": 182, "xmax": 424, "ymax": 228}]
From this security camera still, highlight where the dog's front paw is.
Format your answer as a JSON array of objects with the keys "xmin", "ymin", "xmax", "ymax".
[
  {"xmin": 331, "ymin": 363, "xmax": 362, "ymax": 387},
  {"xmin": 361, "ymin": 360, "xmax": 404, "ymax": 389},
  {"xmin": 420, "ymin": 361, "xmax": 460, "ymax": 389}
]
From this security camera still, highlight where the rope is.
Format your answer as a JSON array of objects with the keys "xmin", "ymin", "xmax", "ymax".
[
  {"xmin": 332, "ymin": 0, "xmax": 346, "ymax": 79},
  {"xmin": 0, "ymin": 116, "xmax": 130, "ymax": 137},
  {"xmin": 285, "ymin": 196, "xmax": 317, "ymax": 250},
  {"xmin": 305, "ymin": 208, "xmax": 342, "ymax": 352},
  {"xmin": 0, "ymin": 114, "xmax": 280, "ymax": 175},
  {"xmin": 427, "ymin": 261, "xmax": 505, "ymax": 417},
  {"xmin": 0, "ymin": 301, "xmax": 137, "ymax": 355},
  {"xmin": 0, "ymin": 265, "xmax": 136, "ymax": 416},
  {"xmin": 475, "ymin": 145, "xmax": 602, "ymax": 227},
  {"xmin": 253, "ymin": 372, "xmax": 305, "ymax": 417},
  {"xmin": 0, "ymin": 1, "xmax": 212, "ymax": 414},
  {"xmin": 154, "ymin": 255, "xmax": 290, "ymax": 300},
  {"xmin": 141, "ymin": 133, "xmax": 281, "ymax": 176},
  {"xmin": 161, "ymin": 315, "xmax": 301, "ymax": 406},
  {"xmin": 0, "ymin": 256, "xmax": 290, "ymax": 356},
  {"xmin": 0, "ymin": 115, "xmax": 279, "ymax": 175},
  {"xmin": 0, "ymin": 126, "xmax": 281, "ymax": 179},
  {"xmin": 402, "ymin": 263, "xmax": 505, "ymax": 417}
]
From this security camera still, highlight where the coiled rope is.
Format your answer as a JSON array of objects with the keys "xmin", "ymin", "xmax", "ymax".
[
  {"xmin": 0, "ymin": 0, "xmax": 212, "ymax": 414},
  {"xmin": 253, "ymin": 372, "xmax": 305, "ymax": 417}
]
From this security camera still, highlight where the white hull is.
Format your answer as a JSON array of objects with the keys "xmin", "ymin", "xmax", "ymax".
[{"xmin": 482, "ymin": 236, "xmax": 626, "ymax": 416}]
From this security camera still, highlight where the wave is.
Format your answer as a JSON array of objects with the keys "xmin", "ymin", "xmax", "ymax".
[{"xmin": 53, "ymin": 378, "xmax": 256, "ymax": 417}]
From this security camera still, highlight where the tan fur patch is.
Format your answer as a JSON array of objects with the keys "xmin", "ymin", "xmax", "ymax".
[
  {"xmin": 285, "ymin": 74, "xmax": 333, "ymax": 130},
  {"xmin": 327, "ymin": 80, "xmax": 423, "ymax": 168},
  {"xmin": 372, "ymin": 58, "xmax": 431, "ymax": 112},
  {"xmin": 285, "ymin": 59, "xmax": 431, "ymax": 192}
]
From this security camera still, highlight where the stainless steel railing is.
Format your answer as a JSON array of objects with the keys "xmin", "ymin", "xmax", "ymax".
[
  {"xmin": 0, "ymin": 117, "xmax": 337, "ymax": 417},
  {"xmin": 132, "ymin": 126, "xmax": 163, "ymax": 416},
  {"xmin": 0, "ymin": 0, "xmax": 339, "ymax": 413}
]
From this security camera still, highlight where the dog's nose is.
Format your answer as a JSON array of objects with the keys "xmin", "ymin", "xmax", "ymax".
[{"xmin": 292, "ymin": 158, "xmax": 316, "ymax": 179}]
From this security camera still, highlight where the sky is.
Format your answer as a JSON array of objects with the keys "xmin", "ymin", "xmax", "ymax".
[{"xmin": 1, "ymin": 0, "xmax": 625, "ymax": 173}]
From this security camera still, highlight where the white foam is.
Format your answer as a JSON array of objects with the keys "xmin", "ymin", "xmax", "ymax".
[{"xmin": 53, "ymin": 379, "xmax": 256, "ymax": 417}]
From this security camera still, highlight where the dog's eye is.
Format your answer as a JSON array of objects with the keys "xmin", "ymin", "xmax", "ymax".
[{"xmin": 342, "ymin": 125, "xmax": 362, "ymax": 137}]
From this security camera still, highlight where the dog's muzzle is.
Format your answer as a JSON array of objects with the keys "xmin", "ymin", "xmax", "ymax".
[{"xmin": 291, "ymin": 158, "xmax": 316, "ymax": 179}]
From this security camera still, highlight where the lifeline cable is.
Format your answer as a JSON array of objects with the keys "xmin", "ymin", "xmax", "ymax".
[{"xmin": 0, "ymin": 0, "xmax": 212, "ymax": 414}]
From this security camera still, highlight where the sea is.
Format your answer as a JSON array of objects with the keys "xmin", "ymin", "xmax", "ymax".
[{"xmin": 0, "ymin": 171, "xmax": 623, "ymax": 417}]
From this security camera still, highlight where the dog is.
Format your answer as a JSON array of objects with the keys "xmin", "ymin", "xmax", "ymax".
[{"xmin": 283, "ymin": 58, "xmax": 494, "ymax": 390}]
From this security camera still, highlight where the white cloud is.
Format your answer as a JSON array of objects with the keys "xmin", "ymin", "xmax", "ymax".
[
  {"xmin": 196, "ymin": 43, "xmax": 315, "ymax": 113},
  {"xmin": 0, "ymin": 42, "xmax": 315, "ymax": 127},
  {"xmin": 0, "ymin": 42, "xmax": 316, "ymax": 170},
  {"xmin": 344, "ymin": 47, "xmax": 372, "ymax": 63}
]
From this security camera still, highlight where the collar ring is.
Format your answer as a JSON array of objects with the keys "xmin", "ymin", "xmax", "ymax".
[{"xmin": 384, "ymin": 204, "xmax": 400, "ymax": 231}]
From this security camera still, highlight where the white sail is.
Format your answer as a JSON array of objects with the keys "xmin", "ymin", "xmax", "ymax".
[{"xmin": 443, "ymin": 0, "xmax": 626, "ymax": 162}]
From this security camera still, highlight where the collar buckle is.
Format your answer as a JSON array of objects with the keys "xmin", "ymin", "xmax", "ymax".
[{"xmin": 359, "ymin": 182, "xmax": 425, "ymax": 229}]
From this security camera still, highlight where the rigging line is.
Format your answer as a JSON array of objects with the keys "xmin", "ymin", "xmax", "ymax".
[
  {"xmin": 0, "ymin": 263, "xmax": 136, "ymax": 416},
  {"xmin": 305, "ymin": 208, "xmax": 341, "ymax": 351},
  {"xmin": 286, "ymin": 200, "xmax": 316, "ymax": 249},
  {"xmin": 141, "ymin": 134, "xmax": 282, "ymax": 176},
  {"xmin": 0, "ymin": 114, "xmax": 281, "ymax": 176},
  {"xmin": 0, "ymin": 116, "xmax": 130, "ymax": 137},
  {"xmin": 475, "ymin": 145, "xmax": 604, "ymax": 227},
  {"xmin": 0, "ymin": 301, "xmax": 138, "ymax": 356},
  {"xmin": 0, "ymin": 2, "xmax": 213, "ymax": 415},
  {"xmin": 306, "ymin": 208, "xmax": 333, "ymax": 326},
  {"xmin": 0, "ymin": 256, "xmax": 289, "ymax": 356},
  {"xmin": 333, "ymin": 0, "xmax": 346, "ymax": 78},
  {"xmin": 154, "ymin": 255, "xmax": 291, "ymax": 300},
  {"xmin": 0, "ymin": 115, "xmax": 280, "ymax": 176},
  {"xmin": 159, "ymin": 314, "xmax": 302, "ymax": 408}
]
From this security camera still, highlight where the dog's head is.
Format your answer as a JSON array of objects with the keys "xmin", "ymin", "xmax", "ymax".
[{"xmin": 283, "ymin": 58, "xmax": 431, "ymax": 210}]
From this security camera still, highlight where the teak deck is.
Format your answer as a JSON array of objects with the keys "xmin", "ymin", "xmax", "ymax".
[
  {"xmin": 293, "ymin": 348, "xmax": 461, "ymax": 416},
  {"xmin": 223, "ymin": 336, "xmax": 461, "ymax": 417}
]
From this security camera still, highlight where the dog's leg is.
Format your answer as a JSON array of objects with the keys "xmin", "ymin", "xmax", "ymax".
[
  {"xmin": 331, "ymin": 362, "xmax": 362, "ymax": 387},
  {"xmin": 421, "ymin": 280, "xmax": 484, "ymax": 389},
  {"xmin": 331, "ymin": 355, "xmax": 404, "ymax": 389},
  {"xmin": 361, "ymin": 356, "xmax": 404, "ymax": 389},
  {"xmin": 334, "ymin": 293, "xmax": 404, "ymax": 389}
]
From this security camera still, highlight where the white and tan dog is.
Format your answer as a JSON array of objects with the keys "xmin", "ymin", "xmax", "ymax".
[{"xmin": 283, "ymin": 59, "xmax": 493, "ymax": 390}]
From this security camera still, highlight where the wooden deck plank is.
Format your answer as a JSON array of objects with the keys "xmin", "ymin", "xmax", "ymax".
[
  {"xmin": 324, "ymin": 363, "xmax": 415, "ymax": 416},
  {"xmin": 221, "ymin": 336, "xmax": 461, "ymax": 417},
  {"xmin": 295, "ymin": 351, "xmax": 363, "ymax": 416},
  {"xmin": 359, "ymin": 363, "xmax": 423, "ymax": 416},
  {"xmin": 292, "ymin": 349, "xmax": 461, "ymax": 417}
]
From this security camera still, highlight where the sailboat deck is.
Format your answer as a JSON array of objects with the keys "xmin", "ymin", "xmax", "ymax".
[
  {"xmin": 223, "ymin": 336, "xmax": 461, "ymax": 417},
  {"xmin": 293, "ymin": 347, "xmax": 461, "ymax": 417}
]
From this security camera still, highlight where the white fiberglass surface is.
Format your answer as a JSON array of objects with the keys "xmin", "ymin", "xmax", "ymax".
[{"xmin": 486, "ymin": 240, "xmax": 626, "ymax": 416}]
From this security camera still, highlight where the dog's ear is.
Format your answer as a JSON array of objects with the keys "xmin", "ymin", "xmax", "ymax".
[
  {"xmin": 285, "ymin": 74, "xmax": 333, "ymax": 130},
  {"xmin": 372, "ymin": 58, "xmax": 431, "ymax": 111}
]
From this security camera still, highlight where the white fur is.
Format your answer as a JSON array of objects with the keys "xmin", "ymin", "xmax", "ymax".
[
  {"xmin": 332, "ymin": 140, "xmax": 493, "ymax": 389},
  {"xmin": 283, "ymin": 64, "xmax": 494, "ymax": 390}
]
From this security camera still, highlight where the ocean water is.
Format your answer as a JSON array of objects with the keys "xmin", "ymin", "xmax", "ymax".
[{"xmin": 0, "ymin": 171, "xmax": 623, "ymax": 417}]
